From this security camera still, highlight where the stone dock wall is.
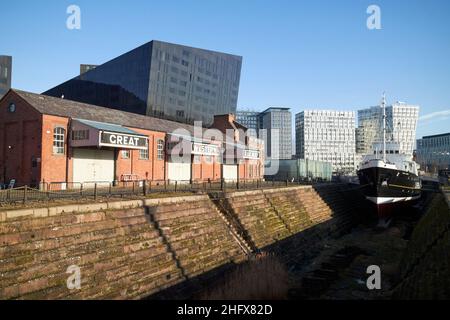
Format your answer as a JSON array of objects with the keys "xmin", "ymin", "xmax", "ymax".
[
  {"xmin": 0, "ymin": 184, "xmax": 367, "ymax": 299},
  {"xmin": 393, "ymin": 190, "xmax": 450, "ymax": 299}
]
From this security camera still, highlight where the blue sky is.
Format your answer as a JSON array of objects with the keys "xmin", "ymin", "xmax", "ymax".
[{"xmin": 1, "ymin": 0, "xmax": 449, "ymax": 138}]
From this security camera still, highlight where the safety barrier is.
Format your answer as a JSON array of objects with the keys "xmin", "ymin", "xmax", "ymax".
[{"xmin": 0, "ymin": 178, "xmax": 320, "ymax": 204}]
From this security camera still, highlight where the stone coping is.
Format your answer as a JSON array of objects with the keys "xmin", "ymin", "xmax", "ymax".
[
  {"xmin": 0, "ymin": 194, "xmax": 210, "ymax": 222},
  {"xmin": 224, "ymin": 185, "xmax": 312, "ymax": 198},
  {"xmin": 0, "ymin": 185, "xmax": 341, "ymax": 222}
]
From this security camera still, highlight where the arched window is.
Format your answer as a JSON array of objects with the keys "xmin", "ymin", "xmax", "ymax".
[
  {"xmin": 157, "ymin": 139, "xmax": 165, "ymax": 160},
  {"xmin": 53, "ymin": 127, "xmax": 66, "ymax": 154}
]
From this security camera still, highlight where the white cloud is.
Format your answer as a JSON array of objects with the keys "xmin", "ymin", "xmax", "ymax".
[{"xmin": 419, "ymin": 109, "xmax": 450, "ymax": 122}]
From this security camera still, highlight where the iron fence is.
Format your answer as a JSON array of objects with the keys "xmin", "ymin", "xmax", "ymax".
[{"xmin": 0, "ymin": 178, "xmax": 321, "ymax": 204}]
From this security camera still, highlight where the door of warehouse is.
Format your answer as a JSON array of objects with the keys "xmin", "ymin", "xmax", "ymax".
[
  {"xmin": 167, "ymin": 161, "xmax": 191, "ymax": 182},
  {"xmin": 72, "ymin": 148, "xmax": 115, "ymax": 185},
  {"xmin": 223, "ymin": 164, "xmax": 238, "ymax": 182}
]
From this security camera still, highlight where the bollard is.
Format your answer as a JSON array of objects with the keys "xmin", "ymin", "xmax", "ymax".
[
  {"xmin": 94, "ymin": 183, "xmax": 98, "ymax": 200},
  {"xmin": 175, "ymin": 181, "xmax": 178, "ymax": 192}
]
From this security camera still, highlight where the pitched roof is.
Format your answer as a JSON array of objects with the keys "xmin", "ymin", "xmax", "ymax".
[{"xmin": 11, "ymin": 89, "xmax": 197, "ymax": 134}]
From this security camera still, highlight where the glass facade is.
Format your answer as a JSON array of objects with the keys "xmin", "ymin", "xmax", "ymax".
[
  {"xmin": 44, "ymin": 41, "xmax": 242, "ymax": 126},
  {"xmin": 80, "ymin": 64, "xmax": 98, "ymax": 75},
  {"xmin": 236, "ymin": 110, "xmax": 259, "ymax": 136},
  {"xmin": 296, "ymin": 110, "xmax": 356, "ymax": 174},
  {"xmin": 0, "ymin": 55, "xmax": 12, "ymax": 99},
  {"xmin": 416, "ymin": 133, "xmax": 450, "ymax": 172},
  {"xmin": 356, "ymin": 103, "xmax": 419, "ymax": 156},
  {"xmin": 260, "ymin": 108, "xmax": 292, "ymax": 160},
  {"xmin": 268, "ymin": 159, "xmax": 333, "ymax": 181},
  {"xmin": 235, "ymin": 109, "xmax": 292, "ymax": 158}
]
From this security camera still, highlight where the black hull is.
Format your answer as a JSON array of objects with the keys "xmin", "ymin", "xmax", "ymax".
[{"xmin": 357, "ymin": 166, "xmax": 421, "ymax": 215}]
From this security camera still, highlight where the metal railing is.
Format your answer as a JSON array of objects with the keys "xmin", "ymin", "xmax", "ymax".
[{"xmin": 0, "ymin": 178, "xmax": 326, "ymax": 204}]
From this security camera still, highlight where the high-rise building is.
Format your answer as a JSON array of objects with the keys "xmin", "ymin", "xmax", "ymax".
[
  {"xmin": 235, "ymin": 110, "xmax": 259, "ymax": 136},
  {"xmin": 356, "ymin": 102, "xmax": 419, "ymax": 156},
  {"xmin": 0, "ymin": 56, "xmax": 12, "ymax": 99},
  {"xmin": 296, "ymin": 110, "xmax": 356, "ymax": 174},
  {"xmin": 416, "ymin": 133, "xmax": 450, "ymax": 172},
  {"xmin": 356, "ymin": 107, "xmax": 380, "ymax": 155},
  {"xmin": 44, "ymin": 40, "xmax": 242, "ymax": 126},
  {"xmin": 80, "ymin": 64, "xmax": 98, "ymax": 75},
  {"xmin": 259, "ymin": 107, "xmax": 292, "ymax": 160}
]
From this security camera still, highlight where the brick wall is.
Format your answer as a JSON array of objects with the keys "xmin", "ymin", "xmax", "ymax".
[
  {"xmin": 115, "ymin": 128, "xmax": 166, "ymax": 181},
  {"xmin": 41, "ymin": 115, "xmax": 70, "ymax": 183},
  {"xmin": 0, "ymin": 184, "xmax": 365, "ymax": 299},
  {"xmin": 0, "ymin": 91, "xmax": 43, "ymax": 185},
  {"xmin": 0, "ymin": 195, "xmax": 246, "ymax": 299}
]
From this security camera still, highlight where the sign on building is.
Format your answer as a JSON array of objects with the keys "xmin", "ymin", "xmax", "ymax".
[
  {"xmin": 243, "ymin": 149, "xmax": 260, "ymax": 160},
  {"xmin": 192, "ymin": 143, "xmax": 220, "ymax": 156},
  {"xmin": 99, "ymin": 131, "xmax": 148, "ymax": 150}
]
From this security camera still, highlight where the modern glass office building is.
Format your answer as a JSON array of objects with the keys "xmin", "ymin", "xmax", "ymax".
[
  {"xmin": 267, "ymin": 159, "xmax": 333, "ymax": 181},
  {"xmin": 79, "ymin": 64, "xmax": 98, "ymax": 75},
  {"xmin": 235, "ymin": 108, "xmax": 292, "ymax": 158},
  {"xmin": 296, "ymin": 110, "xmax": 356, "ymax": 175},
  {"xmin": 236, "ymin": 110, "xmax": 259, "ymax": 137},
  {"xmin": 357, "ymin": 102, "xmax": 419, "ymax": 156},
  {"xmin": 259, "ymin": 107, "xmax": 292, "ymax": 160},
  {"xmin": 44, "ymin": 40, "xmax": 242, "ymax": 126},
  {"xmin": 416, "ymin": 133, "xmax": 450, "ymax": 172},
  {"xmin": 0, "ymin": 56, "xmax": 12, "ymax": 99},
  {"xmin": 236, "ymin": 110, "xmax": 259, "ymax": 130}
]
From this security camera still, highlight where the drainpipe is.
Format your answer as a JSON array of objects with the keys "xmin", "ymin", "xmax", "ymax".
[
  {"xmin": 131, "ymin": 148, "xmax": 134, "ymax": 177},
  {"xmin": 65, "ymin": 118, "xmax": 72, "ymax": 185}
]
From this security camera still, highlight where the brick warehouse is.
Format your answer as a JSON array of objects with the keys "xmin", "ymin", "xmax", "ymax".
[{"xmin": 0, "ymin": 89, "xmax": 264, "ymax": 187}]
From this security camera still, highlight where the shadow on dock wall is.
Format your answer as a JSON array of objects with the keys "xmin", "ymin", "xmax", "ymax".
[
  {"xmin": 0, "ymin": 184, "xmax": 371, "ymax": 300},
  {"xmin": 147, "ymin": 184, "xmax": 371, "ymax": 300},
  {"xmin": 393, "ymin": 192, "xmax": 450, "ymax": 299}
]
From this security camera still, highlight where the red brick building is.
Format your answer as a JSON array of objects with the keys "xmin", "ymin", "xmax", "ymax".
[{"xmin": 0, "ymin": 89, "xmax": 264, "ymax": 187}]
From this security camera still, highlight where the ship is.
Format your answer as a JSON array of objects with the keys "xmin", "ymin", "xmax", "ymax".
[{"xmin": 357, "ymin": 94, "xmax": 421, "ymax": 209}]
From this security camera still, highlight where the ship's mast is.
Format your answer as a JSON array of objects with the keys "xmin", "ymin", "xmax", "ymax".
[{"xmin": 381, "ymin": 92, "xmax": 387, "ymax": 163}]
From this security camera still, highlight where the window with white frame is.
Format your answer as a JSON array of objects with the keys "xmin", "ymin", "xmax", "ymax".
[
  {"xmin": 139, "ymin": 147, "xmax": 149, "ymax": 160},
  {"xmin": 157, "ymin": 139, "xmax": 165, "ymax": 160},
  {"xmin": 53, "ymin": 127, "xmax": 65, "ymax": 154}
]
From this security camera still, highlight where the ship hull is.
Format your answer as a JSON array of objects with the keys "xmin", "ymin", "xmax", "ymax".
[{"xmin": 357, "ymin": 166, "xmax": 421, "ymax": 209}]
